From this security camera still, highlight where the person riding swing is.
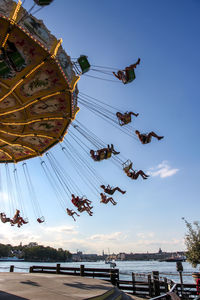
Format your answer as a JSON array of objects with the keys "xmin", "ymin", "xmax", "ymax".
[
  {"xmin": 135, "ymin": 130, "xmax": 164, "ymax": 144},
  {"xmin": 100, "ymin": 185, "xmax": 126, "ymax": 195},
  {"xmin": 11, "ymin": 209, "xmax": 28, "ymax": 228},
  {"xmin": 126, "ymin": 169, "xmax": 149, "ymax": 180},
  {"xmin": 0, "ymin": 212, "xmax": 11, "ymax": 224},
  {"xmin": 90, "ymin": 144, "xmax": 120, "ymax": 161},
  {"xmin": 66, "ymin": 208, "xmax": 80, "ymax": 221},
  {"xmin": 100, "ymin": 193, "xmax": 117, "ymax": 205},
  {"xmin": 116, "ymin": 111, "xmax": 139, "ymax": 126},
  {"xmin": 113, "ymin": 58, "xmax": 140, "ymax": 84},
  {"xmin": 71, "ymin": 194, "xmax": 93, "ymax": 216},
  {"xmin": 123, "ymin": 161, "xmax": 149, "ymax": 180}
]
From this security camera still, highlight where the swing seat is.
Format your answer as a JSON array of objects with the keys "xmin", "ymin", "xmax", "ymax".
[
  {"xmin": 34, "ymin": 0, "xmax": 53, "ymax": 5},
  {"xmin": 124, "ymin": 69, "xmax": 136, "ymax": 84},
  {"xmin": 37, "ymin": 216, "xmax": 45, "ymax": 223},
  {"xmin": 119, "ymin": 114, "xmax": 131, "ymax": 126},
  {"xmin": 123, "ymin": 113, "xmax": 131, "ymax": 124},
  {"xmin": 24, "ymin": 217, "xmax": 29, "ymax": 223},
  {"xmin": 0, "ymin": 59, "xmax": 12, "ymax": 77},
  {"xmin": 99, "ymin": 151, "xmax": 106, "ymax": 160},
  {"xmin": 78, "ymin": 207, "xmax": 84, "ymax": 213},
  {"xmin": 7, "ymin": 51, "xmax": 25, "ymax": 72},
  {"xmin": 77, "ymin": 55, "xmax": 90, "ymax": 74},
  {"xmin": 105, "ymin": 150, "xmax": 112, "ymax": 159},
  {"xmin": 122, "ymin": 160, "xmax": 133, "ymax": 172}
]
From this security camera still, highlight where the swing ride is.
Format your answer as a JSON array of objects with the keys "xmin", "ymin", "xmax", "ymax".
[{"xmin": 0, "ymin": 0, "xmax": 164, "ymax": 227}]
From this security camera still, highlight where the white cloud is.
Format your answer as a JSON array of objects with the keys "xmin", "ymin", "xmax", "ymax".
[
  {"xmin": 89, "ymin": 232, "xmax": 125, "ymax": 241},
  {"xmin": 148, "ymin": 161, "xmax": 179, "ymax": 178},
  {"xmin": 44, "ymin": 225, "xmax": 78, "ymax": 235},
  {"xmin": 137, "ymin": 232, "xmax": 155, "ymax": 239}
]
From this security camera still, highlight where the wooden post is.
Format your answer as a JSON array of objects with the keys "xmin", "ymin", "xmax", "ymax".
[
  {"xmin": 117, "ymin": 269, "xmax": 119, "ymax": 281},
  {"xmin": 80, "ymin": 264, "xmax": 85, "ymax": 276},
  {"xmin": 10, "ymin": 265, "xmax": 14, "ymax": 272},
  {"xmin": 56, "ymin": 263, "xmax": 61, "ymax": 274},
  {"xmin": 29, "ymin": 266, "xmax": 33, "ymax": 273},
  {"xmin": 110, "ymin": 269, "xmax": 116, "ymax": 286},
  {"xmin": 148, "ymin": 274, "xmax": 153, "ymax": 297},
  {"xmin": 169, "ymin": 280, "xmax": 174, "ymax": 289},
  {"xmin": 176, "ymin": 262, "xmax": 184, "ymax": 298},
  {"xmin": 132, "ymin": 272, "xmax": 136, "ymax": 294},
  {"xmin": 164, "ymin": 277, "xmax": 168, "ymax": 293},
  {"xmin": 152, "ymin": 271, "xmax": 160, "ymax": 296}
]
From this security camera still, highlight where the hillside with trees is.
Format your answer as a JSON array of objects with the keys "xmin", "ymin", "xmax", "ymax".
[{"xmin": 0, "ymin": 243, "xmax": 72, "ymax": 262}]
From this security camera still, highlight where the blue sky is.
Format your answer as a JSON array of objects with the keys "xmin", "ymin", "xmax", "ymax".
[{"xmin": 0, "ymin": 0, "xmax": 199, "ymax": 254}]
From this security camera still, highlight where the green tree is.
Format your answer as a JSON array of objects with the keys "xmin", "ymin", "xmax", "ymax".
[
  {"xmin": 183, "ymin": 218, "xmax": 200, "ymax": 268},
  {"xmin": 0, "ymin": 244, "xmax": 10, "ymax": 257},
  {"xmin": 22, "ymin": 244, "xmax": 72, "ymax": 261}
]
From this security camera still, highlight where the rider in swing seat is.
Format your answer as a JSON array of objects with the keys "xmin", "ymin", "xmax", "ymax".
[
  {"xmin": 79, "ymin": 196, "xmax": 93, "ymax": 210},
  {"xmin": 112, "ymin": 58, "xmax": 140, "ymax": 84},
  {"xmin": 100, "ymin": 193, "xmax": 117, "ymax": 205},
  {"xmin": 116, "ymin": 111, "xmax": 139, "ymax": 126},
  {"xmin": 125, "ymin": 169, "xmax": 149, "ymax": 180},
  {"xmin": 66, "ymin": 208, "xmax": 80, "ymax": 221},
  {"xmin": 135, "ymin": 130, "xmax": 164, "ymax": 144},
  {"xmin": 11, "ymin": 209, "xmax": 28, "ymax": 227},
  {"xmin": 100, "ymin": 185, "xmax": 126, "ymax": 195},
  {"xmin": 71, "ymin": 194, "xmax": 93, "ymax": 216},
  {"xmin": 77, "ymin": 205, "xmax": 93, "ymax": 216},
  {"xmin": 122, "ymin": 161, "xmax": 149, "ymax": 180},
  {"xmin": 90, "ymin": 144, "xmax": 120, "ymax": 161},
  {"xmin": 0, "ymin": 212, "xmax": 11, "ymax": 223}
]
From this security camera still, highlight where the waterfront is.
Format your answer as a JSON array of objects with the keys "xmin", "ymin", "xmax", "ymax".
[{"xmin": 0, "ymin": 260, "xmax": 197, "ymax": 283}]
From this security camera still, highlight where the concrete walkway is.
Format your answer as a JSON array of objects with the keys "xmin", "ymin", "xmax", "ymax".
[{"xmin": 0, "ymin": 272, "xmax": 113, "ymax": 300}]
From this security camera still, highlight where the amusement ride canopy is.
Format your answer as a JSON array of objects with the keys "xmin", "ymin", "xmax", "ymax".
[{"xmin": 0, "ymin": 0, "xmax": 79, "ymax": 163}]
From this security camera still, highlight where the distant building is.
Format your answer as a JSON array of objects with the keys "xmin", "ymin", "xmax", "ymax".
[
  {"xmin": 26, "ymin": 242, "xmax": 38, "ymax": 248},
  {"xmin": 117, "ymin": 253, "xmax": 126, "ymax": 260},
  {"xmin": 72, "ymin": 251, "xmax": 98, "ymax": 262}
]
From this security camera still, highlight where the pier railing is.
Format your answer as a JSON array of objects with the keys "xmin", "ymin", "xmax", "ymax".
[
  {"xmin": 30, "ymin": 264, "xmax": 119, "ymax": 285},
  {"xmin": 4, "ymin": 264, "xmax": 199, "ymax": 299}
]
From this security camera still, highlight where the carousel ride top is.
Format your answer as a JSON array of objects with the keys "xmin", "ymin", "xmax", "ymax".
[{"xmin": 0, "ymin": 0, "xmax": 79, "ymax": 163}]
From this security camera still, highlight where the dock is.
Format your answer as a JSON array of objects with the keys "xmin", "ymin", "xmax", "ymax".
[{"xmin": 0, "ymin": 272, "xmax": 136, "ymax": 300}]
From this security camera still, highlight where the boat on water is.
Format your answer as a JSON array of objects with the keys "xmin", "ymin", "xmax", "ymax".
[
  {"xmin": 0, "ymin": 257, "xmax": 24, "ymax": 262},
  {"xmin": 159, "ymin": 255, "xmax": 186, "ymax": 262},
  {"xmin": 105, "ymin": 260, "xmax": 116, "ymax": 268}
]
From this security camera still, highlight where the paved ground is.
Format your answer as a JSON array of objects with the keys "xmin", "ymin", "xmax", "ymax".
[{"xmin": 0, "ymin": 273, "xmax": 113, "ymax": 300}]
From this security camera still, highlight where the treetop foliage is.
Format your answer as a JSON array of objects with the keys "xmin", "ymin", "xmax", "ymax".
[{"xmin": 183, "ymin": 218, "xmax": 200, "ymax": 268}]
